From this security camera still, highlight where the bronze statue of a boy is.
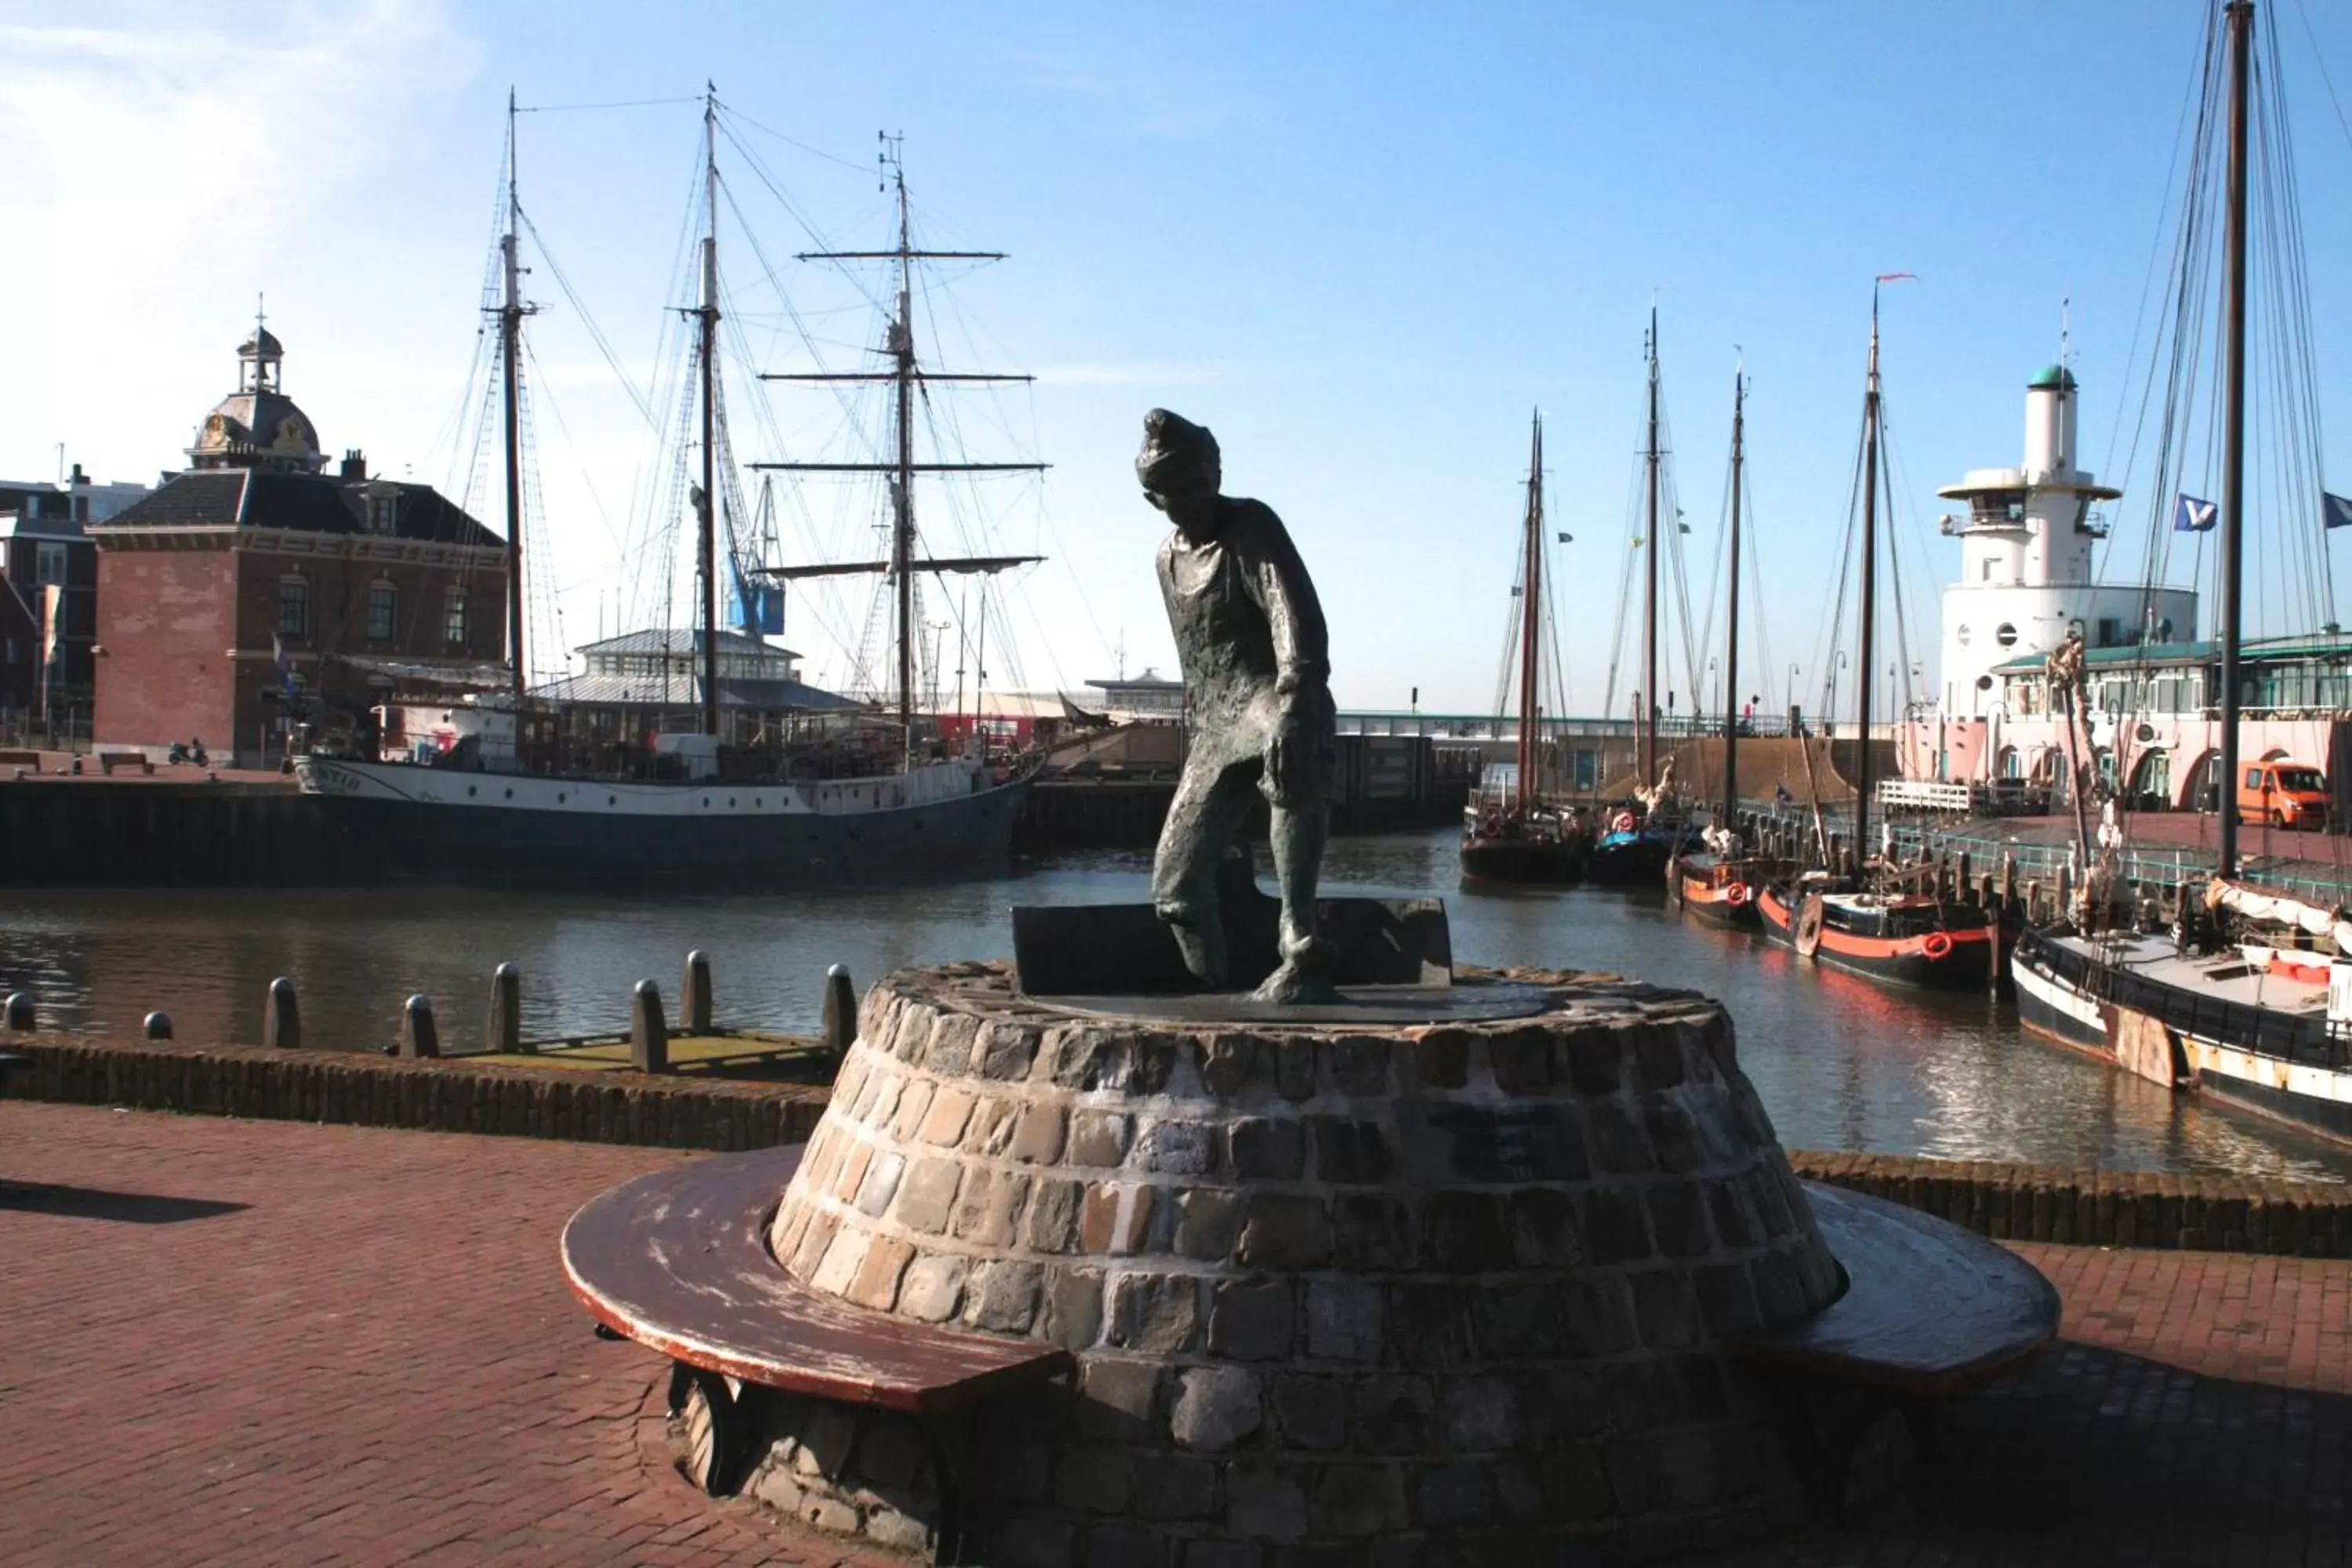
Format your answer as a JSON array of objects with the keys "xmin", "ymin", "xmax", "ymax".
[{"xmin": 1137, "ymin": 409, "xmax": 1338, "ymax": 1004}]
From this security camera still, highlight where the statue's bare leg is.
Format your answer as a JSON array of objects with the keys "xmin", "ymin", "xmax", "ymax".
[
  {"xmin": 1254, "ymin": 800, "xmax": 1338, "ymax": 1004},
  {"xmin": 1152, "ymin": 759, "xmax": 1255, "ymax": 987}
]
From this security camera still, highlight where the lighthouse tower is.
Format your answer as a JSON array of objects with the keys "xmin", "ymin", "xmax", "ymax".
[{"xmin": 1933, "ymin": 365, "xmax": 2197, "ymax": 719}]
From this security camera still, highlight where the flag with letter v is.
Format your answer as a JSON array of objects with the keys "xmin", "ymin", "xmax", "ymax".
[
  {"xmin": 2172, "ymin": 493, "xmax": 2217, "ymax": 533},
  {"xmin": 2324, "ymin": 492, "xmax": 2352, "ymax": 531}
]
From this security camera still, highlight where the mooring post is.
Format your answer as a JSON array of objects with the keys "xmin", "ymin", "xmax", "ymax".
[
  {"xmin": 399, "ymin": 994, "xmax": 440, "ymax": 1058},
  {"xmin": 682, "ymin": 949, "xmax": 713, "ymax": 1036},
  {"xmin": 263, "ymin": 977, "xmax": 300, "ymax": 1050},
  {"xmin": 4, "ymin": 991, "xmax": 33, "ymax": 1032},
  {"xmin": 143, "ymin": 1011, "xmax": 172, "ymax": 1041},
  {"xmin": 631, "ymin": 980, "xmax": 669, "ymax": 1074},
  {"xmin": 821, "ymin": 964, "xmax": 856, "ymax": 1059},
  {"xmin": 488, "ymin": 963, "xmax": 522, "ymax": 1054}
]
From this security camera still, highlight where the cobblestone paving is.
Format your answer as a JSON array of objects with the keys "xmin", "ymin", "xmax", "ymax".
[{"xmin": 4, "ymin": 1102, "xmax": 2347, "ymax": 1567}]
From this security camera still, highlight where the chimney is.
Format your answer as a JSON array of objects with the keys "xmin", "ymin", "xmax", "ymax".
[
  {"xmin": 69, "ymin": 463, "xmax": 87, "ymax": 487},
  {"xmin": 340, "ymin": 449, "xmax": 368, "ymax": 481}
]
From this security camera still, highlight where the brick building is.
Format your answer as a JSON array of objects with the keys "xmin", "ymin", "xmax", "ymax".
[
  {"xmin": 0, "ymin": 466, "xmax": 150, "ymax": 726},
  {"xmin": 90, "ymin": 327, "xmax": 509, "ymax": 768}
]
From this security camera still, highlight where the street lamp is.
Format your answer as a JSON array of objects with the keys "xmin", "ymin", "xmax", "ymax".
[
  {"xmin": 1788, "ymin": 662, "xmax": 1802, "ymax": 731},
  {"xmin": 1825, "ymin": 651, "xmax": 1848, "ymax": 736},
  {"xmin": 1708, "ymin": 656, "xmax": 1719, "ymax": 724}
]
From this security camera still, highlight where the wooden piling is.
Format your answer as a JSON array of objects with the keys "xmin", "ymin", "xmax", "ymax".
[
  {"xmin": 631, "ymin": 980, "xmax": 669, "ymax": 1074},
  {"xmin": 399, "ymin": 994, "xmax": 440, "ymax": 1059},
  {"xmin": 144, "ymin": 1011, "xmax": 172, "ymax": 1040},
  {"xmin": 263, "ymin": 977, "xmax": 300, "ymax": 1051},
  {"xmin": 682, "ymin": 949, "xmax": 713, "ymax": 1036},
  {"xmin": 822, "ymin": 964, "xmax": 856, "ymax": 1059},
  {"xmin": 4, "ymin": 991, "xmax": 33, "ymax": 1032},
  {"xmin": 488, "ymin": 964, "xmax": 522, "ymax": 1054}
]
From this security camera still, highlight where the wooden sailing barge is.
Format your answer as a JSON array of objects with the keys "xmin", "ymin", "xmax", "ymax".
[
  {"xmin": 1459, "ymin": 413, "xmax": 1589, "ymax": 884},
  {"xmin": 1758, "ymin": 291, "xmax": 1991, "ymax": 985}
]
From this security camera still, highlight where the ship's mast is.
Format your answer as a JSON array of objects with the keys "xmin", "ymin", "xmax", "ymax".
[
  {"xmin": 1515, "ymin": 411, "xmax": 1544, "ymax": 813},
  {"xmin": 757, "ymin": 136, "xmax": 1044, "ymax": 771},
  {"xmin": 1642, "ymin": 307, "xmax": 1661, "ymax": 788},
  {"xmin": 1721, "ymin": 361, "xmax": 1744, "ymax": 819},
  {"xmin": 697, "ymin": 86, "xmax": 721, "ymax": 738},
  {"xmin": 2216, "ymin": 0, "xmax": 2253, "ymax": 880},
  {"xmin": 1854, "ymin": 295, "xmax": 1884, "ymax": 877},
  {"xmin": 500, "ymin": 89, "xmax": 527, "ymax": 702},
  {"xmin": 891, "ymin": 166, "xmax": 918, "ymax": 746}
]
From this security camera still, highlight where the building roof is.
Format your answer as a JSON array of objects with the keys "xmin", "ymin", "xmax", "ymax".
[
  {"xmin": 91, "ymin": 470, "xmax": 502, "ymax": 548},
  {"xmin": 577, "ymin": 626, "xmax": 797, "ymax": 659},
  {"xmin": 530, "ymin": 672, "xmax": 862, "ymax": 711},
  {"xmin": 2027, "ymin": 364, "xmax": 2078, "ymax": 390},
  {"xmin": 1087, "ymin": 672, "xmax": 1185, "ymax": 691}
]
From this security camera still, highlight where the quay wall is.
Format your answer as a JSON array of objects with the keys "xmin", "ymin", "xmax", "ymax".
[
  {"xmin": 0, "ymin": 776, "xmax": 369, "ymax": 887},
  {"xmin": 6, "ymin": 1032, "xmax": 2348, "ymax": 1255},
  {"xmin": 2, "ymin": 1034, "xmax": 829, "ymax": 1149}
]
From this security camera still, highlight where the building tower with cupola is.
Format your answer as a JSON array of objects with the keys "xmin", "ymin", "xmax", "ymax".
[
  {"xmin": 187, "ymin": 314, "xmax": 327, "ymax": 474},
  {"xmin": 1932, "ymin": 363, "xmax": 2197, "ymax": 721}
]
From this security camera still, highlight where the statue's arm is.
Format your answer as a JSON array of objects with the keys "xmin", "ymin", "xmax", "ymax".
[{"xmin": 1243, "ymin": 506, "xmax": 1330, "ymax": 696}]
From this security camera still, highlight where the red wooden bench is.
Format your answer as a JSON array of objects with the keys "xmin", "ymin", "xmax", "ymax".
[
  {"xmin": 561, "ymin": 1145, "xmax": 1071, "ymax": 1562},
  {"xmin": 1731, "ymin": 1181, "xmax": 2061, "ymax": 1516}
]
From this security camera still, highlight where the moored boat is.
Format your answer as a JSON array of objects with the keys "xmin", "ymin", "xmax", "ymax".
[
  {"xmin": 1759, "ymin": 877, "xmax": 1996, "ymax": 987},
  {"xmin": 1458, "ymin": 412, "xmax": 1588, "ymax": 886},
  {"xmin": 1675, "ymin": 846, "xmax": 1767, "ymax": 928}
]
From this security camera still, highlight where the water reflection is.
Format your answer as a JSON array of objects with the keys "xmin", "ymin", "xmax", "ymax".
[{"xmin": 3, "ymin": 827, "xmax": 2347, "ymax": 1183}]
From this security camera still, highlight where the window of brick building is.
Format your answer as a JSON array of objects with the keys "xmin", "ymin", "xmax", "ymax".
[
  {"xmin": 367, "ymin": 581, "xmax": 397, "ymax": 642},
  {"xmin": 35, "ymin": 541, "xmax": 67, "ymax": 586},
  {"xmin": 278, "ymin": 575, "xmax": 310, "ymax": 639},
  {"xmin": 445, "ymin": 590, "xmax": 467, "ymax": 648}
]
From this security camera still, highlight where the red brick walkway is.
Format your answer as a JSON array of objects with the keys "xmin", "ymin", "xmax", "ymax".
[{"xmin": 3, "ymin": 1103, "xmax": 2347, "ymax": 1567}]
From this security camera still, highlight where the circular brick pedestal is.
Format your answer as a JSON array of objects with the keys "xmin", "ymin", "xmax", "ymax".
[{"xmin": 731, "ymin": 963, "xmax": 1840, "ymax": 1565}]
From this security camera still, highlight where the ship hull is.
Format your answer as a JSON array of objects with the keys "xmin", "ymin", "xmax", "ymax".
[
  {"xmin": 2011, "ymin": 929, "xmax": 2352, "ymax": 1145},
  {"xmin": 293, "ymin": 759, "xmax": 1029, "ymax": 887},
  {"xmin": 1458, "ymin": 834, "xmax": 1587, "ymax": 884},
  {"xmin": 1757, "ymin": 884, "xmax": 1995, "ymax": 989}
]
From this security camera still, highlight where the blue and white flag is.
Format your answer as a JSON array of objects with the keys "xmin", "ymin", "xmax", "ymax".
[
  {"xmin": 2325, "ymin": 492, "xmax": 2352, "ymax": 531},
  {"xmin": 270, "ymin": 631, "xmax": 296, "ymax": 695},
  {"xmin": 2172, "ymin": 492, "xmax": 2218, "ymax": 533}
]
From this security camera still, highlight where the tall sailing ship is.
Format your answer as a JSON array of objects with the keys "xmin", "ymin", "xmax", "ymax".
[
  {"xmin": 1589, "ymin": 309, "xmax": 1700, "ymax": 887},
  {"xmin": 293, "ymin": 96, "xmax": 1037, "ymax": 884},
  {"xmin": 1675, "ymin": 361, "xmax": 1769, "ymax": 927},
  {"xmin": 1459, "ymin": 413, "xmax": 1588, "ymax": 884},
  {"xmin": 1757, "ymin": 289, "xmax": 1994, "ymax": 986},
  {"xmin": 2009, "ymin": 0, "xmax": 2352, "ymax": 1142}
]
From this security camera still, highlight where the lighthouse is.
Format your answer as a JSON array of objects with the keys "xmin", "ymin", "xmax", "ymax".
[{"xmin": 1933, "ymin": 364, "xmax": 2197, "ymax": 721}]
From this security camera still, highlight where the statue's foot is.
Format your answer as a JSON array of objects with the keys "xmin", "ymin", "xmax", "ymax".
[{"xmin": 1251, "ymin": 935, "xmax": 1339, "ymax": 1005}]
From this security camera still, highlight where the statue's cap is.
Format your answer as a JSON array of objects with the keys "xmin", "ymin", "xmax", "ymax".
[{"xmin": 1138, "ymin": 408, "xmax": 1218, "ymax": 488}]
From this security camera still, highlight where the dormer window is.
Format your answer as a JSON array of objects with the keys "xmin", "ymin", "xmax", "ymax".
[{"xmin": 369, "ymin": 494, "xmax": 397, "ymax": 535}]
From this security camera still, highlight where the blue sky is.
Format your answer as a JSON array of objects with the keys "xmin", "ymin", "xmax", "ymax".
[{"xmin": 8, "ymin": 1, "xmax": 2352, "ymax": 717}]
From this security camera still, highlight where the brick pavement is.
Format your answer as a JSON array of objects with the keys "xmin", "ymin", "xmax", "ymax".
[{"xmin": 3, "ymin": 1102, "xmax": 2348, "ymax": 1568}]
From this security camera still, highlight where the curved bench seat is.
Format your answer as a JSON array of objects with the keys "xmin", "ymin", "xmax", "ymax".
[
  {"xmin": 1737, "ymin": 1181, "xmax": 2060, "ymax": 1396},
  {"xmin": 561, "ymin": 1144, "xmax": 1072, "ymax": 1559},
  {"xmin": 1731, "ymin": 1180, "xmax": 2061, "ymax": 1518}
]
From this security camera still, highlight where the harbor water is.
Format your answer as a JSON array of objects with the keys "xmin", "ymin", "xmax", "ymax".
[{"xmin": 5, "ymin": 826, "xmax": 2348, "ymax": 1183}]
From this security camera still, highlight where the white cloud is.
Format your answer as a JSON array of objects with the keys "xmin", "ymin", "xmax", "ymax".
[{"xmin": 0, "ymin": 0, "xmax": 478, "ymax": 480}]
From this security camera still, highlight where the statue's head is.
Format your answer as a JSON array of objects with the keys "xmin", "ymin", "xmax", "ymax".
[{"xmin": 1137, "ymin": 408, "xmax": 1221, "ymax": 531}]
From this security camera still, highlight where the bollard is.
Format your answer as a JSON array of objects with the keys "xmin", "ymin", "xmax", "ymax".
[
  {"xmin": 488, "ymin": 964, "xmax": 522, "ymax": 1054},
  {"xmin": 4, "ymin": 991, "xmax": 33, "ymax": 1032},
  {"xmin": 263, "ymin": 976, "xmax": 301, "ymax": 1050},
  {"xmin": 399, "ymin": 994, "xmax": 441, "ymax": 1058},
  {"xmin": 681, "ymin": 949, "xmax": 713, "ymax": 1036},
  {"xmin": 631, "ymin": 980, "xmax": 669, "ymax": 1074},
  {"xmin": 821, "ymin": 964, "xmax": 856, "ymax": 1059},
  {"xmin": 143, "ymin": 1011, "xmax": 173, "ymax": 1040}
]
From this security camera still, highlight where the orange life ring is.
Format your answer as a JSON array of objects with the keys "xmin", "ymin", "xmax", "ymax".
[
  {"xmin": 1726, "ymin": 882, "xmax": 1750, "ymax": 905},
  {"xmin": 1920, "ymin": 930, "xmax": 1955, "ymax": 961}
]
